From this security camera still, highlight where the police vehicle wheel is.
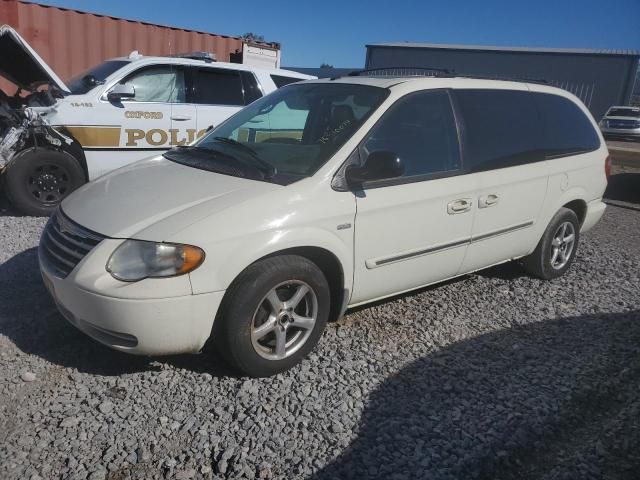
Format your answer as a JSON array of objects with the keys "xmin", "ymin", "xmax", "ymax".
[{"xmin": 4, "ymin": 148, "xmax": 86, "ymax": 217}]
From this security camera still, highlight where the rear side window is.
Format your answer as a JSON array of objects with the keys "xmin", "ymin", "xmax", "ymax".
[
  {"xmin": 271, "ymin": 75, "xmax": 303, "ymax": 88},
  {"xmin": 534, "ymin": 93, "xmax": 600, "ymax": 157},
  {"xmin": 361, "ymin": 90, "xmax": 461, "ymax": 178},
  {"xmin": 454, "ymin": 89, "xmax": 543, "ymax": 172},
  {"xmin": 195, "ymin": 68, "xmax": 244, "ymax": 106}
]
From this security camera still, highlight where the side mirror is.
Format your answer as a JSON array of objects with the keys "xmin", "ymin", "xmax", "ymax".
[
  {"xmin": 107, "ymin": 83, "xmax": 135, "ymax": 102},
  {"xmin": 345, "ymin": 151, "xmax": 404, "ymax": 187},
  {"xmin": 82, "ymin": 74, "xmax": 99, "ymax": 89}
]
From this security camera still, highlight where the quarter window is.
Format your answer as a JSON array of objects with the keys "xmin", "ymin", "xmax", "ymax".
[
  {"xmin": 454, "ymin": 89, "xmax": 543, "ymax": 172},
  {"xmin": 195, "ymin": 68, "xmax": 244, "ymax": 106},
  {"xmin": 533, "ymin": 93, "xmax": 600, "ymax": 157},
  {"xmin": 361, "ymin": 90, "xmax": 461, "ymax": 178},
  {"xmin": 271, "ymin": 75, "xmax": 303, "ymax": 88},
  {"xmin": 240, "ymin": 71, "xmax": 263, "ymax": 104},
  {"xmin": 120, "ymin": 66, "xmax": 186, "ymax": 103}
]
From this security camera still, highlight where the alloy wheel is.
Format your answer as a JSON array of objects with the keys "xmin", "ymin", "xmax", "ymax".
[
  {"xmin": 550, "ymin": 221, "xmax": 576, "ymax": 270},
  {"xmin": 250, "ymin": 280, "xmax": 318, "ymax": 361}
]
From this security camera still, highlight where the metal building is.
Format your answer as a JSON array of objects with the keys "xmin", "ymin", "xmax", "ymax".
[{"xmin": 366, "ymin": 42, "xmax": 640, "ymax": 119}]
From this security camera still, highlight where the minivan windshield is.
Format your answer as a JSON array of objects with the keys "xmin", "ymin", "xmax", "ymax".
[
  {"xmin": 165, "ymin": 83, "xmax": 389, "ymax": 183},
  {"xmin": 68, "ymin": 60, "xmax": 130, "ymax": 94}
]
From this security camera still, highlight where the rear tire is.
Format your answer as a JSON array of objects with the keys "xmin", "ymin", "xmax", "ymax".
[
  {"xmin": 522, "ymin": 207, "xmax": 580, "ymax": 280},
  {"xmin": 214, "ymin": 255, "xmax": 330, "ymax": 377},
  {"xmin": 4, "ymin": 148, "xmax": 86, "ymax": 216}
]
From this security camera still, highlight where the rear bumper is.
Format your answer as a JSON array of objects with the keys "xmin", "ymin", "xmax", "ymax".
[
  {"xmin": 581, "ymin": 199, "xmax": 606, "ymax": 234},
  {"xmin": 39, "ymin": 252, "xmax": 225, "ymax": 355}
]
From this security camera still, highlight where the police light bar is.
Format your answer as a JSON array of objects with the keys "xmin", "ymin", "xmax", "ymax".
[{"xmin": 174, "ymin": 52, "xmax": 216, "ymax": 63}]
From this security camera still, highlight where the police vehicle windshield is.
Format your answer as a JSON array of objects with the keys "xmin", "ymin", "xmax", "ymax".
[
  {"xmin": 68, "ymin": 60, "xmax": 130, "ymax": 95},
  {"xmin": 164, "ymin": 83, "xmax": 389, "ymax": 184}
]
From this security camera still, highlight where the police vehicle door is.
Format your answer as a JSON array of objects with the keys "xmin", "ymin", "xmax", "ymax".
[{"xmin": 117, "ymin": 65, "xmax": 188, "ymax": 168}]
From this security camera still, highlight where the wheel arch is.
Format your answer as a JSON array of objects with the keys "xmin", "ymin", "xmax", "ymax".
[
  {"xmin": 561, "ymin": 198, "xmax": 587, "ymax": 227},
  {"xmin": 263, "ymin": 246, "xmax": 347, "ymax": 323},
  {"xmin": 216, "ymin": 245, "xmax": 349, "ymax": 324},
  {"xmin": 47, "ymin": 127, "xmax": 89, "ymax": 181},
  {"xmin": 15, "ymin": 127, "xmax": 89, "ymax": 181}
]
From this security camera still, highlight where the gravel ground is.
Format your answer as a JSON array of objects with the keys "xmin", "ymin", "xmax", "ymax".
[{"xmin": 1, "ymin": 177, "xmax": 639, "ymax": 480}]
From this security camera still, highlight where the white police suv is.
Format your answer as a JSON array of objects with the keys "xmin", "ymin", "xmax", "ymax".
[{"xmin": 0, "ymin": 25, "xmax": 312, "ymax": 215}]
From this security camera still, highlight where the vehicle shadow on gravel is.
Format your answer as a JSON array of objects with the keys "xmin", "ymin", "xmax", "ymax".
[
  {"xmin": 0, "ymin": 247, "xmax": 236, "ymax": 377},
  {"xmin": 313, "ymin": 309, "xmax": 640, "ymax": 480},
  {"xmin": 0, "ymin": 194, "xmax": 17, "ymax": 217},
  {"xmin": 605, "ymin": 172, "xmax": 640, "ymax": 205}
]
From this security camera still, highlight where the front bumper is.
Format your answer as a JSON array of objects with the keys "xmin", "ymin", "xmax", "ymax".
[{"xmin": 39, "ymin": 246, "xmax": 224, "ymax": 356}]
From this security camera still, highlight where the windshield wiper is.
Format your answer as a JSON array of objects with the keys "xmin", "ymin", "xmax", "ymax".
[{"xmin": 213, "ymin": 137, "xmax": 277, "ymax": 178}]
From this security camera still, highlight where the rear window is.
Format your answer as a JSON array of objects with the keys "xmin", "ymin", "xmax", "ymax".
[
  {"xmin": 454, "ymin": 89, "xmax": 543, "ymax": 172},
  {"xmin": 607, "ymin": 107, "xmax": 640, "ymax": 118},
  {"xmin": 534, "ymin": 93, "xmax": 600, "ymax": 157},
  {"xmin": 271, "ymin": 75, "xmax": 303, "ymax": 88},
  {"xmin": 195, "ymin": 68, "xmax": 244, "ymax": 106}
]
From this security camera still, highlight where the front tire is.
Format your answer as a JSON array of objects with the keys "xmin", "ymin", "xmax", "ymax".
[
  {"xmin": 522, "ymin": 207, "xmax": 580, "ymax": 280},
  {"xmin": 4, "ymin": 148, "xmax": 86, "ymax": 216},
  {"xmin": 215, "ymin": 255, "xmax": 330, "ymax": 377}
]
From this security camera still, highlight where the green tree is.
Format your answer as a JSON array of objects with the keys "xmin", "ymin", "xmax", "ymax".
[{"xmin": 242, "ymin": 32, "xmax": 265, "ymax": 43}]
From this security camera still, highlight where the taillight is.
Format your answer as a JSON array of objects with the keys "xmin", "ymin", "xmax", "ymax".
[{"xmin": 604, "ymin": 155, "xmax": 612, "ymax": 180}]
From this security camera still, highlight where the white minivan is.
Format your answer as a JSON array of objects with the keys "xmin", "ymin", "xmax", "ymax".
[{"xmin": 39, "ymin": 74, "xmax": 609, "ymax": 377}]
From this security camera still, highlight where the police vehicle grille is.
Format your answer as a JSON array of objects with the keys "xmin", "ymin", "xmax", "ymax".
[{"xmin": 40, "ymin": 209, "xmax": 106, "ymax": 278}]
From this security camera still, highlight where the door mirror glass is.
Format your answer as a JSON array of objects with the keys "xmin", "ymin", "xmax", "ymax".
[
  {"xmin": 107, "ymin": 83, "xmax": 136, "ymax": 102},
  {"xmin": 346, "ymin": 150, "xmax": 404, "ymax": 187},
  {"xmin": 82, "ymin": 74, "xmax": 100, "ymax": 89}
]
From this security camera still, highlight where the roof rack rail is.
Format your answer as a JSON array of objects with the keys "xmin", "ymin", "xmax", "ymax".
[
  {"xmin": 454, "ymin": 74, "xmax": 548, "ymax": 85},
  {"xmin": 347, "ymin": 66, "xmax": 452, "ymax": 77},
  {"xmin": 331, "ymin": 67, "xmax": 551, "ymax": 85},
  {"xmin": 172, "ymin": 51, "xmax": 217, "ymax": 63}
]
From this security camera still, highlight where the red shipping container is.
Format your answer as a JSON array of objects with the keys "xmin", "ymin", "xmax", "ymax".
[{"xmin": 0, "ymin": 0, "xmax": 273, "ymax": 93}]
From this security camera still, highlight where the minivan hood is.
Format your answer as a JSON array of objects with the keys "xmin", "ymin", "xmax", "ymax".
[
  {"xmin": 0, "ymin": 25, "xmax": 70, "ymax": 93},
  {"xmin": 61, "ymin": 156, "xmax": 281, "ymax": 240}
]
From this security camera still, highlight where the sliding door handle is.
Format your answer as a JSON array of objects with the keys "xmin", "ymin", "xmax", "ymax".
[
  {"xmin": 479, "ymin": 194, "xmax": 499, "ymax": 208},
  {"xmin": 447, "ymin": 198, "xmax": 472, "ymax": 215}
]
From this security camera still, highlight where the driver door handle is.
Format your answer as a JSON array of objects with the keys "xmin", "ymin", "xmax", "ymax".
[
  {"xmin": 171, "ymin": 116, "xmax": 191, "ymax": 121},
  {"xmin": 447, "ymin": 198, "xmax": 472, "ymax": 215}
]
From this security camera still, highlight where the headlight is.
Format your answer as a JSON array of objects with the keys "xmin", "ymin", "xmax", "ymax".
[
  {"xmin": 106, "ymin": 240, "xmax": 205, "ymax": 282},
  {"xmin": 599, "ymin": 119, "xmax": 609, "ymax": 128}
]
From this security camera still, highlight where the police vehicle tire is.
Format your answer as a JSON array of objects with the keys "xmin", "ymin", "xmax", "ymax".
[{"xmin": 4, "ymin": 148, "xmax": 86, "ymax": 217}]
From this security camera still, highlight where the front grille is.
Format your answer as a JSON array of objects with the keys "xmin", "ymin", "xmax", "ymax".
[
  {"xmin": 40, "ymin": 209, "xmax": 106, "ymax": 278},
  {"xmin": 608, "ymin": 119, "xmax": 640, "ymax": 129}
]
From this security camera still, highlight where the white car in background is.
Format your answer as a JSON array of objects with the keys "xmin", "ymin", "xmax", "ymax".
[
  {"xmin": 599, "ymin": 105, "xmax": 640, "ymax": 140},
  {"xmin": 0, "ymin": 25, "xmax": 313, "ymax": 215},
  {"xmin": 39, "ymin": 74, "xmax": 608, "ymax": 377}
]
